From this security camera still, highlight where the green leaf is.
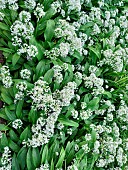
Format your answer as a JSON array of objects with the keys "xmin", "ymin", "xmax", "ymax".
[
  {"xmin": 27, "ymin": 148, "xmax": 35, "ymax": 170},
  {"xmin": 9, "ymin": 129, "xmax": 18, "ymax": 142},
  {"xmin": 56, "ymin": 147, "xmax": 65, "ymax": 168},
  {"xmin": 37, "ymin": 8, "xmax": 55, "ymax": 30},
  {"xmin": 0, "ymin": 47, "xmax": 14, "ymax": 53},
  {"xmin": 44, "ymin": 20, "xmax": 55, "ymax": 42},
  {"xmin": 89, "ymin": 47, "xmax": 101, "ymax": 64},
  {"xmin": 34, "ymin": 60, "xmax": 48, "ymax": 80},
  {"xmin": 16, "ymin": 100, "xmax": 24, "ymax": 118},
  {"xmin": 32, "ymin": 148, "xmax": 41, "ymax": 168},
  {"xmin": 20, "ymin": 127, "xmax": 31, "ymax": 142},
  {"xmin": 17, "ymin": 147, "xmax": 27, "ymax": 170},
  {"xmin": 43, "ymin": 0, "xmax": 54, "ymax": 10},
  {"xmin": 50, "ymin": 159, "xmax": 54, "ymax": 170},
  {"xmin": 12, "ymin": 153, "xmax": 20, "ymax": 170},
  {"xmin": 1, "ymin": 133, "xmax": 8, "ymax": 146},
  {"xmin": 12, "ymin": 53, "xmax": 20, "ymax": 66},
  {"xmin": 0, "ymin": 22, "xmax": 10, "ymax": 31},
  {"xmin": 28, "ymin": 108, "xmax": 37, "ymax": 124},
  {"xmin": 44, "ymin": 69, "xmax": 54, "ymax": 83},
  {"xmin": 58, "ymin": 115, "xmax": 79, "ymax": 127},
  {"xmin": 41, "ymin": 144, "xmax": 48, "ymax": 164},
  {"xmin": 1, "ymin": 93, "xmax": 13, "ymax": 105},
  {"xmin": 103, "ymin": 91, "xmax": 112, "ymax": 98},
  {"xmin": 0, "ymin": 124, "xmax": 9, "ymax": 131},
  {"xmin": 87, "ymin": 97, "xmax": 100, "ymax": 111},
  {"xmin": 5, "ymin": 107, "xmax": 16, "ymax": 121},
  {"xmin": 0, "ymin": 111, "xmax": 8, "ymax": 120},
  {"xmin": 9, "ymin": 140, "xmax": 20, "ymax": 152},
  {"xmin": 65, "ymin": 141, "xmax": 75, "ymax": 165}
]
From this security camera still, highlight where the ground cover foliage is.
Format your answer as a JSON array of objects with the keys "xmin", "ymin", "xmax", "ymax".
[{"xmin": 0, "ymin": 0, "xmax": 128, "ymax": 169}]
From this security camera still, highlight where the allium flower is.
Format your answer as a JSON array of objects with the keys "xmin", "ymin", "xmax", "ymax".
[
  {"xmin": 12, "ymin": 119, "xmax": 23, "ymax": 129},
  {"xmin": 0, "ymin": 65, "xmax": 13, "ymax": 88},
  {"xmin": 19, "ymin": 11, "xmax": 31, "ymax": 23},
  {"xmin": 24, "ymin": 0, "xmax": 36, "ymax": 10},
  {"xmin": 20, "ymin": 69, "xmax": 31, "ymax": 79}
]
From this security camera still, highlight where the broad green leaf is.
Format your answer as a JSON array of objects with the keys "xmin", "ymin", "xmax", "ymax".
[
  {"xmin": 17, "ymin": 147, "xmax": 27, "ymax": 170},
  {"xmin": 103, "ymin": 91, "xmax": 112, "ymax": 98},
  {"xmin": 89, "ymin": 47, "xmax": 101, "ymax": 59},
  {"xmin": 16, "ymin": 100, "xmax": 24, "ymax": 118},
  {"xmin": 12, "ymin": 153, "xmax": 20, "ymax": 170},
  {"xmin": 44, "ymin": 69, "xmax": 54, "ymax": 83},
  {"xmin": 32, "ymin": 148, "xmax": 41, "ymax": 168},
  {"xmin": 0, "ymin": 124, "xmax": 9, "ymax": 131},
  {"xmin": 90, "ymin": 154, "xmax": 99, "ymax": 169},
  {"xmin": 65, "ymin": 141, "xmax": 75, "ymax": 164},
  {"xmin": 1, "ymin": 93, "xmax": 13, "ymax": 105},
  {"xmin": 41, "ymin": 144, "xmax": 48, "ymax": 164},
  {"xmin": 9, "ymin": 129, "xmax": 18, "ymax": 142},
  {"xmin": 11, "ymin": 10, "xmax": 18, "ymax": 22},
  {"xmin": 87, "ymin": 97, "xmax": 100, "ymax": 111},
  {"xmin": 20, "ymin": 127, "xmax": 31, "ymax": 142},
  {"xmin": 28, "ymin": 108, "xmax": 37, "ymax": 124},
  {"xmin": 34, "ymin": 60, "xmax": 49, "ymax": 80},
  {"xmin": 1, "ymin": 133, "xmax": 8, "ymax": 146},
  {"xmin": 58, "ymin": 115, "xmax": 79, "ymax": 127},
  {"xmin": 75, "ymin": 149, "xmax": 84, "ymax": 159},
  {"xmin": 5, "ymin": 107, "xmax": 16, "ymax": 120},
  {"xmin": 0, "ymin": 22, "xmax": 10, "ymax": 31},
  {"xmin": 84, "ymin": 94, "xmax": 91, "ymax": 104},
  {"xmin": 0, "ymin": 111, "xmax": 8, "ymax": 120},
  {"xmin": 43, "ymin": 0, "xmax": 54, "ymax": 10},
  {"xmin": 9, "ymin": 140, "xmax": 20, "ymax": 152},
  {"xmin": 37, "ymin": 8, "xmax": 55, "ymax": 31},
  {"xmin": 3, "ymin": 30, "xmax": 12, "ymax": 40},
  {"xmin": 44, "ymin": 20, "xmax": 55, "ymax": 42},
  {"xmin": 12, "ymin": 53, "xmax": 20, "ymax": 66},
  {"xmin": 0, "ymin": 47, "xmax": 14, "ymax": 53},
  {"xmin": 80, "ymin": 22, "xmax": 94, "ymax": 31},
  {"xmin": 27, "ymin": 148, "xmax": 35, "ymax": 170},
  {"xmin": 56, "ymin": 147, "xmax": 65, "ymax": 168},
  {"xmin": 73, "ymin": 51, "xmax": 84, "ymax": 61}
]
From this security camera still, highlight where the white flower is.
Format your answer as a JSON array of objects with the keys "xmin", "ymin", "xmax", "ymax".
[
  {"xmin": 14, "ymin": 91, "xmax": 24, "ymax": 103},
  {"xmin": 1, "ymin": 146, "xmax": 12, "ymax": 169},
  {"xmin": 68, "ymin": 0, "xmax": 81, "ymax": 13},
  {"xmin": 12, "ymin": 119, "xmax": 23, "ymax": 129},
  {"xmin": 16, "ymin": 81, "xmax": 27, "ymax": 91},
  {"xmin": 0, "ymin": 12, "xmax": 5, "ymax": 20},
  {"xmin": 82, "ymin": 144, "xmax": 90, "ymax": 153},
  {"xmin": 24, "ymin": 0, "xmax": 36, "ymax": 10},
  {"xmin": 0, "ymin": 0, "xmax": 6, "ymax": 9},
  {"xmin": 26, "ymin": 45, "xmax": 38, "ymax": 60},
  {"xmin": 0, "ymin": 65, "xmax": 13, "ymax": 88},
  {"xmin": 51, "ymin": 1, "xmax": 62, "ymax": 13},
  {"xmin": 20, "ymin": 69, "xmax": 31, "ymax": 79},
  {"xmin": 71, "ymin": 109, "xmax": 78, "ymax": 119},
  {"xmin": 59, "ymin": 42, "xmax": 70, "ymax": 58},
  {"xmin": 19, "ymin": 11, "xmax": 31, "ymax": 23},
  {"xmin": 34, "ymin": 3, "xmax": 45, "ymax": 20}
]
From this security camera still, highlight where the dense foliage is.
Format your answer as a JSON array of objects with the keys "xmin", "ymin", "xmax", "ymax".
[{"xmin": 0, "ymin": 0, "xmax": 128, "ymax": 169}]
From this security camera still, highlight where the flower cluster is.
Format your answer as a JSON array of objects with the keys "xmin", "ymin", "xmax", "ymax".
[
  {"xmin": 0, "ymin": 65, "xmax": 13, "ymax": 88},
  {"xmin": 10, "ymin": 11, "xmax": 38, "ymax": 60},
  {"xmin": 14, "ymin": 81, "xmax": 27, "ymax": 103},
  {"xmin": 0, "ymin": 147, "xmax": 12, "ymax": 170},
  {"xmin": 20, "ymin": 69, "xmax": 31, "ymax": 79},
  {"xmin": 12, "ymin": 119, "xmax": 23, "ymax": 129}
]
